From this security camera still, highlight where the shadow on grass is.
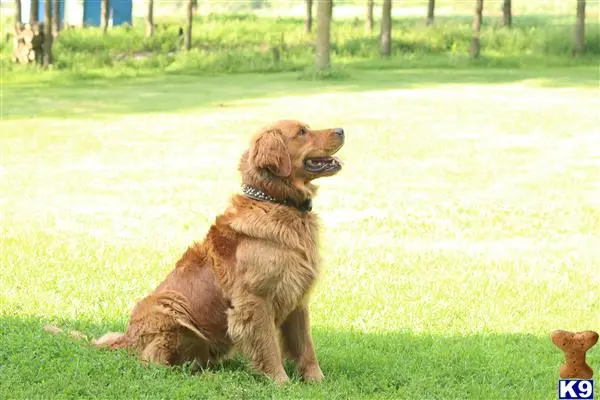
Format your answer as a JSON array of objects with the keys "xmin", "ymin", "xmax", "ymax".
[
  {"xmin": 2, "ymin": 67, "xmax": 599, "ymax": 120},
  {"xmin": 0, "ymin": 315, "xmax": 574, "ymax": 399}
]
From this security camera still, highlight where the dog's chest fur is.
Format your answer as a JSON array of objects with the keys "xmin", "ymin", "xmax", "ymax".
[{"xmin": 227, "ymin": 201, "xmax": 321, "ymax": 324}]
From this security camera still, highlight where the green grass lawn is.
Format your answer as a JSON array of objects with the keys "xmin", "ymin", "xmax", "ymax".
[{"xmin": 1, "ymin": 67, "xmax": 599, "ymax": 399}]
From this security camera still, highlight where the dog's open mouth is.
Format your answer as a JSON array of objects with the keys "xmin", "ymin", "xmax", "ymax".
[{"xmin": 304, "ymin": 156, "xmax": 342, "ymax": 173}]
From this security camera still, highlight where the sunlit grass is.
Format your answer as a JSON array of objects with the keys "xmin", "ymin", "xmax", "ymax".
[{"xmin": 1, "ymin": 67, "xmax": 599, "ymax": 399}]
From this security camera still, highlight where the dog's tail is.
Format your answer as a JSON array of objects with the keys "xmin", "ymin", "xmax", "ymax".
[{"xmin": 43, "ymin": 324, "xmax": 129, "ymax": 349}]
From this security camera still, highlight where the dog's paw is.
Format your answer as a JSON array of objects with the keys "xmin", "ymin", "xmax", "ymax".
[
  {"xmin": 273, "ymin": 372, "xmax": 291, "ymax": 385},
  {"xmin": 92, "ymin": 332, "xmax": 123, "ymax": 347},
  {"xmin": 69, "ymin": 330, "xmax": 88, "ymax": 341},
  {"xmin": 302, "ymin": 364, "xmax": 324, "ymax": 383},
  {"xmin": 43, "ymin": 324, "xmax": 63, "ymax": 334}
]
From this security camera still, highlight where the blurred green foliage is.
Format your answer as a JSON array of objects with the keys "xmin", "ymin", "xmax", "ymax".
[{"xmin": 2, "ymin": 13, "xmax": 598, "ymax": 79}]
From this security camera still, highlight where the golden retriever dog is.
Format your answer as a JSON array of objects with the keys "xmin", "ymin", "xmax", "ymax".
[{"xmin": 63, "ymin": 120, "xmax": 344, "ymax": 384}]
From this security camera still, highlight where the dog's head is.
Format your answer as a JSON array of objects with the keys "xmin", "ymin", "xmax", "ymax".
[
  {"xmin": 240, "ymin": 120, "xmax": 345, "ymax": 203},
  {"xmin": 249, "ymin": 120, "xmax": 344, "ymax": 180}
]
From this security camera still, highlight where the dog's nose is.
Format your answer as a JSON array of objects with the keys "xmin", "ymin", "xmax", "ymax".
[{"xmin": 334, "ymin": 128, "xmax": 344, "ymax": 137}]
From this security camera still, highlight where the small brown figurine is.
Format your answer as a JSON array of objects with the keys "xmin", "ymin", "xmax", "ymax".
[{"xmin": 551, "ymin": 330, "xmax": 598, "ymax": 379}]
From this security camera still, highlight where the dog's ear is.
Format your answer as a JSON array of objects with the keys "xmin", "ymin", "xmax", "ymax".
[{"xmin": 249, "ymin": 129, "xmax": 292, "ymax": 177}]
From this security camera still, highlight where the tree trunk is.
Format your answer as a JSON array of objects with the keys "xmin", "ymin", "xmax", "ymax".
[
  {"xmin": 470, "ymin": 0, "xmax": 483, "ymax": 58},
  {"xmin": 101, "ymin": 0, "xmax": 109, "ymax": 33},
  {"xmin": 574, "ymin": 0, "xmax": 586, "ymax": 55},
  {"xmin": 380, "ymin": 0, "xmax": 391, "ymax": 56},
  {"xmin": 43, "ymin": 0, "xmax": 52, "ymax": 66},
  {"xmin": 146, "ymin": 0, "xmax": 154, "ymax": 37},
  {"xmin": 305, "ymin": 0, "xmax": 313, "ymax": 33},
  {"xmin": 315, "ymin": 0, "xmax": 332, "ymax": 72},
  {"xmin": 426, "ymin": 0, "xmax": 435, "ymax": 25},
  {"xmin": 15, "ymin": 0, "xmax": 22, "ymax": 29},
  {"xmin": 30, "ymin": 0, "xmax": 39, "ymax": 24},
  {"xmin": 502, "ymin": 0, "xmax": 511, "ymax": 27},
  {"xmin": 184, "ymin": 0, "xmax": 193, "ymax": 51},
  {"xmin": 53, "ymin": 0, "xmax": 60, "ymax": 35},
  {"xmin": 366, "ymin": 0, "xmax": 374, "ymax": 32}
]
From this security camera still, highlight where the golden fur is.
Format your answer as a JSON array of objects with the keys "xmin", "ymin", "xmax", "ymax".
[{"xmin": 87, "ymin": 120, "xmax": 344, "ymax": 383}]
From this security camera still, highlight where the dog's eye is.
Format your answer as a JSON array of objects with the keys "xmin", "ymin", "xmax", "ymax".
[{"xmin": 298, "ymin": 128, "xmax": 307, "ymax": 137}]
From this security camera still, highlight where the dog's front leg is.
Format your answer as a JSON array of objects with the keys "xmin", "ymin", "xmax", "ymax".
[
  {"xmin": 281, "ymin": 305, "xmax": 324, "ymax": 382},
  {"xmin": 227, "ymin": 294, "xmax": 289, "ymax": 384}
]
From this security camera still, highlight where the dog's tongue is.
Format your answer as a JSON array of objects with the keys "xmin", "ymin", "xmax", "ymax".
[
  {"xmin": 308, "ymin": 157, "xmax": 340, "ymax": 165},
  {"xmin": 306, "ymin": 159, "xmax": 323, "ymax": 168},
  {"xmin": 305, "ymin": 156, "xmax": 342, "ymax": 171}
]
